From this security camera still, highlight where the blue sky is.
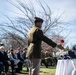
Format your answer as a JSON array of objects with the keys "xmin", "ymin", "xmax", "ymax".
[{"xmin": 0, "ymin": 0, "xmax": 76, "ymax": 48}]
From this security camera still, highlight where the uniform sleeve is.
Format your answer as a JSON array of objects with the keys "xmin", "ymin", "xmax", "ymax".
[{"xmin": 36, "ymin": 29, "xmax": 57, "ymax": 48}]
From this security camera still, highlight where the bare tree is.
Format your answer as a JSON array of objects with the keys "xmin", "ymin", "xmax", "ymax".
[{"xmin": 0, "ymin": 0, "xmax": 69, "ymax": 48}]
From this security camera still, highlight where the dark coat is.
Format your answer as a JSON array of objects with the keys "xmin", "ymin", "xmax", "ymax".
[
  {"xmin": 22, "ymin": 52, "xmax": 26, "ymax": 60},
  {"xmin": 27, "ymin": 26, "xmax": 57, "ymax": 59},
  {"xmin": 0, "ymin": 51, "xmax": 9, "ymax": 62},
  {"xmin": 17, "ymin": 52, "xmax": 24, "ymax": 61}
]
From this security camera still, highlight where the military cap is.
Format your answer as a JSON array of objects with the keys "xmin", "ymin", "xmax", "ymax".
[{"xmin": 34, "ymin": 17, "xmax": 43, "ymax": 23}]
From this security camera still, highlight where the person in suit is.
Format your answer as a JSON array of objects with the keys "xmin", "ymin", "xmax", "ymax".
[
  {"xmin": 22, "ymin": 48, "xmax": 30, "ymax": 72},
  {"xmin": 0, "ymin": 46, "xmax": 11, "ymax": 74},
  {"xmin": 0, "ymin": 62, "xmax": 3, "ymax": 75},
  {"xmin": 17, "ymin": 47, "xmax": 24, "ymax": 71},
  {"xmin": 26, "ymin": 17, "xmax": 64, "ymax": 75}
]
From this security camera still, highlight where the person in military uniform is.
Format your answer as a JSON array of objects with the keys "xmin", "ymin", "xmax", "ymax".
[{"xmin": 26, "ymin": 17, "xmax": 64, "ymax": 75}]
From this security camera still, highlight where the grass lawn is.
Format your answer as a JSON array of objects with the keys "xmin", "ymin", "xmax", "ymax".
[
  {"xmin": 40, "ymin": 66, "xmax": 56, "ymax": 75},
  {"xmin": 7, "ymin": 66, "xmax": 56, "ymax": 75}
]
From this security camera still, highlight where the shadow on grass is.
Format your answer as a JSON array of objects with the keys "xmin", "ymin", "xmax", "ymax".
[
  {"xmin": 7, "ymin": 72, "xmax": 28, "ymax": 75},
  {"xmin": 40, "ymin": 71, "xmax": 49, "ymax": 73},
  {"xmin": 6, "ymin": 66, "xmax": 56, "ymax": 75},
  {"xmin": 6, "ymin": 69, "xmax": 28, "ymax": 75},
  {"xmin": 41, "ymin": 66, "xmax": 56, "ymax": 69}
]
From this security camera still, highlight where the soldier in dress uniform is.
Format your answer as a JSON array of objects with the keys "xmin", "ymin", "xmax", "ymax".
[{"xmin": 26, "ymin": 17, "xmax": 64, "ymax": 75}]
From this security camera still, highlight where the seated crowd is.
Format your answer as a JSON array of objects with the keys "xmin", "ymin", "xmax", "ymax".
[
  {"xmin": 0, "ymin": 44, "xmax": 30, "ymax": 75},
  {"xmin": 0, "ymin": 44, "xmax": 59, "ymax": 75}
]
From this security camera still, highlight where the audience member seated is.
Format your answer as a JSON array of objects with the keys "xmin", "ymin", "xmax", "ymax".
[
  {"xmin": 22, "ymin": 48, "xmax": 30, "ymax": 72},
  {"xmin": 0, "ymin": 62, "xmax": 3, "ymax": 75},
  {"xmin": 41, "ymin": 50, "xmax": 48, "ymax": 68},
  {"xmin": 0, "ymin": 46, "xmax": 11, "ymax": 75},
  {"xmin": 8, "ymin": 48, "xmax": 23, "ymax": 73},
  {"xmin": 17, "ymin": 47, "xmax": 24, "ymax": 71}
]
